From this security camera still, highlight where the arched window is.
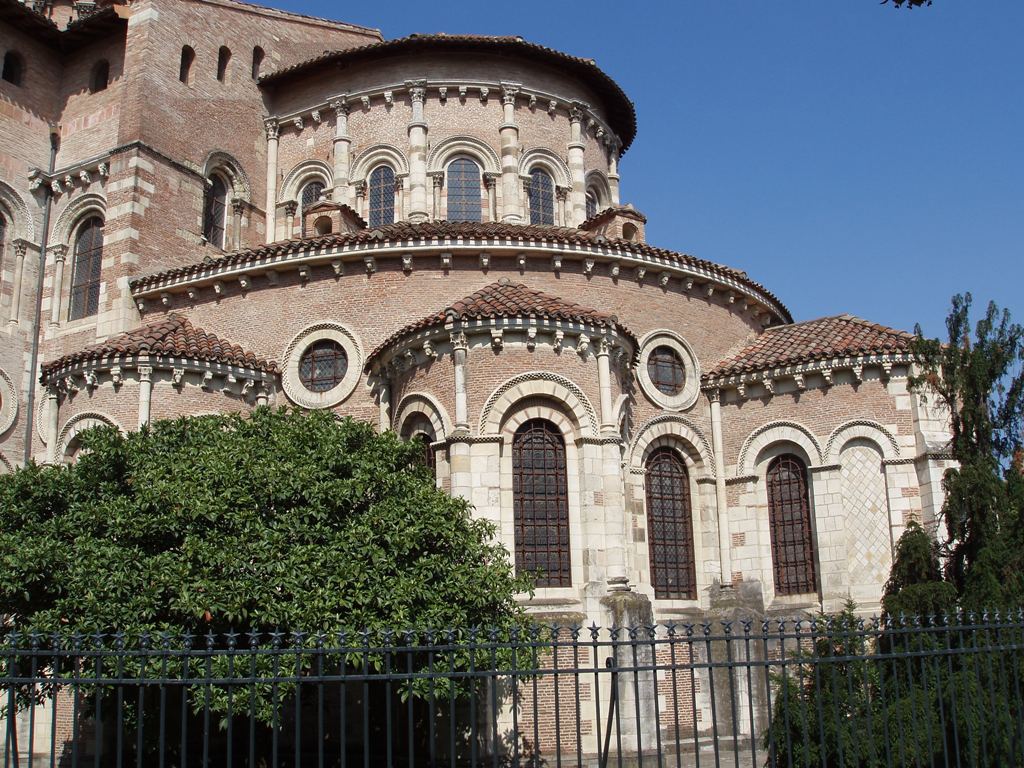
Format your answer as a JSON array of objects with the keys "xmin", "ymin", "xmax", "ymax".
[
  {"xmin": 216, "ymin": 46, "xmax": 231, "ymax": 82},
  {"xmin": 251, "ymin": 46, "xmax": 265, "ymax": 79},
  {"xmin": 766, "ymin": 454, "xmax": 818, "ymax": 595},
  {"xmin": 402, "ymin": 415, "xmax": 436, "ymax": 473},
  {"xmin": 645, "ymin": 447, "xmax": 697, "ymax": 599},
  {"xmin": 585, "ymin": 191, "xmax": 598, "ymax": 221},
  {"xmin": 2, "ymin": 52, "xmax": 24, "ymax": 86},
  {"xmin": 512, "ymin": 419, "xmax": 571, "ymax": 587},
  {"xmin": 299, "ymin": 180, "xmax": 326, "ymax": 235},
  {"xmin": 202, "ymin": 174, "xmax": 229, "ymax": 248},
  {"xmin": 68, "ymin": 217, "xmax": 104, "ymax": 321},
  {"xmin": 368, "ymin": 165, "xmax": 395, "ymax": 227},
  {"xmin": 528, "ymin": 168, "xmax": 555, "ymax": 225},
  {"xmin": 446, "ymin": 158, "xmax": 481, "ymax": 223},
  {"xmin": 90, "ymin": 60, "xmax": 109, "ymax": 92},
  {"xmin": 179, "ymin": 46, "xmax": 195, "ymax": 84},
  {"xmin": 313, "ymin": 216, "xmax": 332, "ymax": 236}
]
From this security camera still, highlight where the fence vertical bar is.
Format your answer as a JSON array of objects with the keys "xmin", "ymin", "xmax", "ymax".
[
  {"xmin": 590, "ymin": 625, "xmax": 604, "ymax": 768},
  {"xmin": 448, "ymin": 630, "xmax": 457, "ymax": 768},
  {"xmin": 225, "ymin": 632, "xmax": 236, "ymax": 768},
  {"xmin": 427, "ymin": 630, "xmax": 437, "ymax": 768},
  {"xmin": 571, "ymin": 626, "xmax": 582, "ymax": 768},
  {"xmin": 339, "ymin": 631, "xmax": 348, "ymax": 768},
  {"xmin": 760, "ymin": 622, "xmax": 776, "ymax": 768},
  {"xmin": 722, "ymin": 622, "xmax": 739, "ymax": 768},
  {"xmin": 550, "ymin": 625, "xmax": 561, "ymax": 768},
  {"xmin": 629, "ymin": 627, "xmax": 644, "ymax": 768},
  {"xmin": 248, "ymin": 633, "xmax": 258, "ymax": 768},
  {"xmin": 741, "ymin": 622, "xmax": 757, "ymax": 768},
  {"xmin": 701, "ymin": 623, "xmax": 719, "ymax": 768},
  {"xmin": 202, "ymin": 633, "xmax": 212, "ymax": 768},
  {"xmin": 469, "ymin": 628, "xmax": 479, "ymax": 768},
  {"xmin": 136, "ymin": 634, "xmax": 148, "ymax": 768},
  {"xmin": 360, "ymin": 631, "xmax": 370, "ymax": 768},
  {"xmin": 383, "ymin": 631, "xmax": 393, "ymax": 768},
  {"xmin": 666, "ymin": 624, "xmax": 683, "ymax": 768},
  {"xmin": 48, "ymin": 635, "xmax": 58, "ymax": 768},
  {"xmin": 294, "ymin": 632, "xmax": 305, "ymax": 768},
  {"xmin": 648, "ymin": 625, "xmax": 663, "ymax": 767},
  {"xmin": 488, "ymin": 628, "xmax": 498, "ymax": 768}
]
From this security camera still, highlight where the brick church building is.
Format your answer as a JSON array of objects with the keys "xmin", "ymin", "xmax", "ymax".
[{"xmin": 0, "ymin": 0, "xmax": 952, "ymax": 629}]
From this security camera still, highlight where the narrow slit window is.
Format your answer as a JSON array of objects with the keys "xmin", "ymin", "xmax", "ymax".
[
  {"xmin": 217, "ymin": 47, "xmax": 231, "ymax": 82},
  {"xmin": 179, "ymin": 46, "xmax": 195, "ymax": 84}
]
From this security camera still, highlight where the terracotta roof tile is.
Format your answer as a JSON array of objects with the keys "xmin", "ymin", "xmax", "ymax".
[
  {"xmin": 41, "ymin": 314, "xmax": 279, "ymax": 379},
  {"xmin": 259, "ymin": 34, "xmax": 636, "ymax": 152},
  {"xmin": 367, "ymin": 279, "xmax": 635, "ymax": 362},
  {"xmin": 128, "ymin": 220, "xmax": 790, "ymax": 322},
  {"xmin": 706, "ymin": 314, "xmax": 915, "ymax": 379}
]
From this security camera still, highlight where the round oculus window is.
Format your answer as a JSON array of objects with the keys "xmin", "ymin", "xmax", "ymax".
[
  {"xmin": 298, "ymin": 339, "xmax": 348, "ymax": 393},
  {"xmin": 647, "ymin": 345, "xmax": 685, "ymax": 395}
]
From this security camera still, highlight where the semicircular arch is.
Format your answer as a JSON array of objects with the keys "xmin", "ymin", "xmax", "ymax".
[
  {"xmin": 737, "ymin": 420, "xmax": 823, "ymax": 476},
  {"xmin": 51, "ymin": 193, "xmax": 106, "ymax": 246},
  {"xmin": 280, "ymin": 159, "xmax": 333, "ymax": 202},
  {"xmin": 826, "ymin": 419, "xmax": 900, "ymax": 463},
  {"xmin": 202, "ymin": 151, "xmax": 252, "ymax": 201},
  {"xmin": 629, "ymin": 414, "xmax": 715, "ymax": 477},
  {"xmin": 57, "ymin": 411, "xmax": 123, "ymax": 460},
  {"xmin": 519, "ymin": 148, "xmax": 571, "ymax": 187},
  {"xmin": 427, "ymin": 135, "xmax": 500, "ymax": 175},
  {"xmin": 394, "ymin": 392, "xmax": 453, "ymax": 438},
  {"xmin": 479, "ymin": 371, "xmax": 598, "ymax": 438},
  {"xmin": 0, "ymin": 180, "xmax": 35, "ymax": 242},
  {"xmin": 351, "ymin": 143, "xmax": 410, "ymax": 182}
]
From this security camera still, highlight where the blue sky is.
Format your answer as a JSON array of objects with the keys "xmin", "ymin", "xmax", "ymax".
[{"xmin": 266, "ymin": 0, "xmax": 1022, "ymax": 338}]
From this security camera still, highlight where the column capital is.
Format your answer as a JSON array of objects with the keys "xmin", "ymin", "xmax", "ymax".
[
  {"xmin": 231, "ymin": 197, "xmax": 245, "ymax": 215},
  {"xmin": 329, "ymin": 97, "xmax": 350, "ymax": 116},
  {"xmin": 354, "ymin": 180, "xmax": 367, "ymax": 198},
  {"xmin": 555, "ymin": 185, "xmax": 570, "ymax": 201},
  {"xmin": 264, "ymin": 119, "xmax": 280, "ymax": 140},
  {"xmin": 597, "ymin": 335, "xmax": 614, "ymax": 357},
  {"xmin": 501, "ymin": 83, "xmax": 520, "ymax": 106},
  {"xmin": 429, "ymin": 171, "xmax": 445, "ymax": 188},
  {"xmin": 283, "ymin": 200, "xmax": 297, "ymax": 217},
  {"xmin": 137, "ymin": 365, "xmax": 154, "ymax": 382},
  {"xmin": 405, "ymin": 79, "xmax": 427, "ymax": 103},
  {"xmin": 568, "ymin": 101, "xmax": 586, "ymax": 123},
  {"xmin": 450, "ymin": 331, "xmax": 469, "ymax": 352},
  {"xmin": 482, "ymin": 172, "xmax": 500, "ymax": 189},
  {"xmin": 12, "ymin": 238, "xmax": 29, "ymax": 257},
  {"xmin": 49, "ymin": 243, "xmax": 68, "ymax": 262},
  {"xmin": 706, "ymin": 387, "xmax": 722, "ymax": 404}
]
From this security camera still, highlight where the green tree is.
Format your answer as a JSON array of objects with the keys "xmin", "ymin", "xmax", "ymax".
[{"xmin": 0, "ymin": 408, "xmax": 532, "ymax": 730}]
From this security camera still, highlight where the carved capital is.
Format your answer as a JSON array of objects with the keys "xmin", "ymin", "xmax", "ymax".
[
  {"xmin": 50, "ymin": 244, "xmax": 68, "ymax": 263},
  {"xmin": 450, "ymin": 331, "xmax": 469, "ymax": 352},
  {"xmin": 264, "ymin": 119, "xmax": 280, "ymax": 140},
  {"xmin": 329, "ymin": 97, "xmax": 350, "ymax": 116},
  {"xmin": 555, "ymin": 185, "xmax": 570, "ymax": 201},
  {"xmin": 283, "ymin": 200, "xmax": 298, "ymax": 217},
  {"xmin": 12, "ymin": 239, "xmax": 28, "ymax": 258},
  {"xmin": 137, "ymin": 365, "xmax": 154, "ymax": 383},
  {"xmin": 501, "ymin": 84, "xmax": 519, "ymax": 105},
  {"xmin": 430, "ymin": 172, "xmax": 445, "ymax": 188},
  {"xmin": 231, "ymin": 197, "xmax": 245, "ymax": 215},
  {"xmin": 569, "ymin": 102, "xmax": 585, "ymax": 123}
]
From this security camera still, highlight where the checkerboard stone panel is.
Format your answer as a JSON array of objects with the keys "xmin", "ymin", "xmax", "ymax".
[{"xmin": 840, "ymin": 443, "xmax": 892, "ymax": 595}]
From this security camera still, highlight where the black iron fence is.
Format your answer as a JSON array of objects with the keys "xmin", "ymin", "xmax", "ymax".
[{"xmin": 1, "ymin": 612, "xmax": 1023, "ymax": 767}]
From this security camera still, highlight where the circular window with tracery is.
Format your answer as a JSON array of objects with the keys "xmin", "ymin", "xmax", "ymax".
[
  {"xmin": 637, "ymin": 331, "xmax": 700, "ymax": 411},
  {"xmin": 299, "ymin": 340, "xmax": 348, "ymax": 393},
  {"xmin": 647, "ymin": 346, "xmax": 685, "ymax": 395},
  {"xmin": 282, "ymin": 322, "xmax": 363, "ymax": 409}
]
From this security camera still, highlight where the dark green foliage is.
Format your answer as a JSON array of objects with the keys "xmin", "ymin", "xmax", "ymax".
[
  {"xmin": 0, "ymin": 408, "xmax": 533, "ymax": 722},
  {"xmin": 883, "ymin": 0, "xmax": 933, "ymax": 7},
  {"xmin": 883, "ymin": 521, "xmax": 957, "ymax": 617}
]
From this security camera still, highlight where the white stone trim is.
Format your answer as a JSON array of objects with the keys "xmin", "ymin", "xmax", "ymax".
[
  {"xmin": 427, "ymin": 135, "xmax": 501, "ymax": 175},
  {"xmin": 57, "ymin": 411, "xmax": 123, "ymax": 460},
  {"xmin": 394, "ymin": 392, "xmax": 453, "ymax": 438},
  {"xmin": 736, "ymin": 420, "xmax": 823, "ymax": 477},
  {"xmin": 636, "ymin": 330, "xmax": 701, "ymax": 412},
  {"xmin": 280, "ymin": 159, "xmax": 333, "ymax": 202},
  {"xmin": 0, "ymin": 367, "xmax": 17, "ymax": 437},
  {"xmin": 350, "ymin": 144, "xmax": 410, "ymax": 182},
  {"xmin": 281, "ymin": 322, "xmax": 363, "ymax": 409},
  {"xmin": 825, "ymin": 419, "xmax": 900, "ymax": 463},
  {"xmin": 0, "ymin": 180, "xmax": 35, "ymax": 242},
  {"xmin": 201, "ymin": 151, "xmax": 252, "ymax": 201},
  {"xmin": 479, "ymin": 371, "xmax": 599, "ymax": 438},
  {"xmin": 51, "ymin": 193, "xmax": 106, "ymax": 247},
  {"xmin": 584, "ymin": 170, "xmax": 612, "ymax": 209},
  {"xmin": 518, "ymin": 148, "xmax": 572, "ymax": 188},
  {"xmin": 627, "ymin": 414, "xmax": 715, "ymax": 477}
]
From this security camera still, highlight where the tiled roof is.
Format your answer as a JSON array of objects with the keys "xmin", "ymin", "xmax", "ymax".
[
  {"xmin": 259, "ymin": 34, "xmax": 637, "ymax": 153},
  {"xmin": 41, "ymin": 314, "xmax": 279, "ymax": 379},
  {"xmin": 128, "ymin": 220, "xmax": 790, "ymax": 322},
  {"xmin": 706, "ymin": 314, "xmax": 915, "ymax": 379},
  {"xmin": 367, "ymin": 279, "xmax": 635, "ymax": 362}
]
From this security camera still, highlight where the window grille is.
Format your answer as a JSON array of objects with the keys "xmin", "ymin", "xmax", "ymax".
[
  {"xmin": 298, "ymin": 340, "xmax": 347, "ymax": 393},
  {"xmin": 368, "ymin": 166, "xmax": 395, "ymax": 227},
  {"xmin": 647, "ymin": 346, "xmax": 685, "ymax": 395},
  {"xmin": 300, "ymin": 181, "xmax": 325, "ymax": 235},
  {"xmin": 512, "ymin": 419, "xmax": 571, "ymax": 587},
  {"xmin": 446, "ymin": 158, "xmax": 481, "ymax": 222},
  {"xmin": 644, "ymin": 447, "xmax": 697, "ymax": 599},
  {"xmin": 767, "ymin": 454, "xmax": 818, "ymax": 595},
  {"xmin": 203, "ymin": 175, "xmax": 228, "ymax": 248},
  {"xmin": 68, "ymin": 217, "xmax": 103, "ymax": 321},
  {"xmin": 528, "ymin": 169, "xmax": 555, "ymax": 225}
]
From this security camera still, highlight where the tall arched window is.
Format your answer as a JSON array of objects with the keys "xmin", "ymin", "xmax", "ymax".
[
  {"xmin": 402, "ymin": 415, "xmax": 436, "ymax": 473},
  {"xmin": 512, "ymin": 419, "xmax": 571, "ymax": 587},
  {"xmin": 585, "ymin": 191, "xmax": 598, "ymax": 221},
  {"xmin": 446, "ymin": 158, "xmax": 481, "ymax": 222},
  {"xmin": 766, "ymin": 454, "xmax": 818, "ymax": 595},
  {"xmin": 300, "ymin": 180, "xmax": 326, "ymax": 235},
  {"xmin": 528, "ymin": 168, "xmax": 555, "ymax": 225},
  {"xmin": 368, "ymin": 166, "xmax": 395, "ymax": 227},
  {"xmin": 90, "ymin": 60, "xmax": 109, "ymax": 93},
  {"xmin": 203, "ymin": 174, "xmax": 229, "ymax": 248},
  {"xmin": 216, "ymin": 46, "xmax": 231, "ymax": 82},
  {"xmin": 645, "ymin": 447, "xmax": 697, "ymax": 599},
  {"xmin": 251, "ymin": 46, "xmax": 265, "ymax": 79},
  {"xmin": 68, "ymin": 217, "xmax": 104, "ymax": 321},
  {"xmin": 2, "ymin": 52, "xmax": 24, "ymax": 86},
  {"xmin": 179, "ymin": 46, "xmax": 195, "ymax": 84}
]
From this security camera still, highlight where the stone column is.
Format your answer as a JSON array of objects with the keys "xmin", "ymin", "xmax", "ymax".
[
  {"xmin": 283, "ymin": 201, "xmax": 297, "ymax": 239},
  {"xmin": 9, "ymin": 239, "xmax": 28, "ymax": 324},
  {"xmin": 45, "ymin": 385, "xmax": 59, "ymax": 464},
  {"xmin": 555, "ymin": 187, "xmax": 569, "ymax": 228},
  {"xmin": 354, "ymin": 181, "xmax": 367, "ymax": 221},
  {"xmin": 264, "ymin": 119, "xmax": 280, "ymax": 243},
  {"xmin": 598, "ymin": 337, "xmax": 629, "ymax": 591},
  {"xmin": 483, "ymin": 173, "xmax": 499, "ymax": 222},
  {"xmin": 330, "ymin": 98, "xmax": 352, "ymax": 206},
  {"xmin": 709, "ymin": 389, "xmax": 733, "ymax": 586},
  {"xmin": 137, "ymin": 365, "xmax": 153, "ymax": 428},
  {"xmin": 231, "ymin": 199, "xmax": 244, "ymax": 250},
  {"xmin": 499, "ymin": 84, "xmax": 522, "ymax": 223},
  {"xmin": 451, "ymin": 331, "xmax": 469, "ymax": 431},
  {"xmin": 429, "ymin": 173, "xmax": 443, "ymax": 220},
  {"xmin": 393, "ymin": 176, "xmax": 404, "ymax": 222},
  {"xmin": 377, "ymin": 376, "xmax": 391, "ymax": 432},
  {"xmin": 48, "ymin": 244, "xmax": 68, "ymax": 326},
  {"xmin": 406, "ymin": 82, "xmax": 429, "ymax": 223},
  {"xmin": 567, "ymin": 102, "xmax": 587, "ymax": 226},
  {"xmin": 607, "ymin": 138, "xmax": 621, "ymax": 205},
  {"xmin": 596, "ymin": 337, "xmax": 615, "ymax": 431}
]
